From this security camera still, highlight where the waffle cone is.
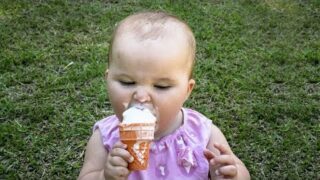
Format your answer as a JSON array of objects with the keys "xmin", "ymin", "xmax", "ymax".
[{"xmin": 119, "ymin": 123, "xmax": 155, "ymax": 170}]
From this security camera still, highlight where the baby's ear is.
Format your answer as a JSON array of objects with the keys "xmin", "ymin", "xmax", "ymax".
[
  {"xmin": 186, "ymin": 79, "xmax": 195, "ymax": 99},
  {"xmin": 105, "ymin": 69, "xmax": 109, "ymax": 79}
]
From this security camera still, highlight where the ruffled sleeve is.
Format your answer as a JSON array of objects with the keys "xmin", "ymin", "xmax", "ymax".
[
  {"xmin": 93, "ymin": 115, "xmax": 120, "ymax": 152},
  {"xmin": 183, "ymin": 108, "xmax": 212, "ymax": 145}
]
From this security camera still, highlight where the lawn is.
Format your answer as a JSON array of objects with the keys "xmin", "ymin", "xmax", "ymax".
[{"xmin": 0, "ymin": 0, "xmax": 319, "ymax": 179}]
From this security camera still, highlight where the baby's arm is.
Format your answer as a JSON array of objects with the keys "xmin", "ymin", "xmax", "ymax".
[
  {"xmin": 203, "ymin": 124, "xmax": 250, "ymax": 180},
  {"xmin": 78, "ymin": 130, "xmax": 133, "ymax": 180}
]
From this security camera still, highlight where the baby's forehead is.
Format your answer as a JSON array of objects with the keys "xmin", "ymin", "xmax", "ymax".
[{"xmin": 113, "ymin": 29, "xmax": 192, "ymax": 66}]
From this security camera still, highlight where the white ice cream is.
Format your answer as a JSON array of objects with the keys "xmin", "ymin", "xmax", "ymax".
[{"xmin": 122, "ymin": 106, "xmax": 156, "ymax": 124}]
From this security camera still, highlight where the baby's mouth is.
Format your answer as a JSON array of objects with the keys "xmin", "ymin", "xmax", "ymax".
[
  {"xmin": 123, "ymin": 102, "xmax": 159, "ymax": 122},
  {"xmin": 125, "ymin": 102, "xmax": 155, "ymax": 113}
]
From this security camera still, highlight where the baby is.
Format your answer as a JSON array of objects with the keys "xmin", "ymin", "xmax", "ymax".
[{"xmin": 79, "ymin": 11, "xmax": 250, "ymax": 180}]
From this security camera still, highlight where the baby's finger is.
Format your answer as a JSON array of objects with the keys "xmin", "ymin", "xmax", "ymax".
[
  {"xmin": 104, "ymin": 165, "xmax": 130, "ymax": 180},
  {"xmin": 203, "ymin": 149, "xmax": 216, "ymax": 160},
  {"xmin": 109, "ymin": 155, "xmax": 129, "ymax": 167},
  {"xmin": 114, "ymin": 166, "xmax": 130, "ymax": 177},
  {"xmin": 110, "ymin": 147, "xmax": 134, "ymax": 163},
  {"xmin": 214, "ymin": 143, "xmax": 232, "ymax": 155},
  {"xmin": 113, "ymin": 141, "xmax": 127, "ymax": 149},
  {"xmin": 218, "ymin": 165, "xmax": 237, "ymax": 177},
  {"xmin": 214, "ymin": 155, "xmax": 235, "ymax": 166}
]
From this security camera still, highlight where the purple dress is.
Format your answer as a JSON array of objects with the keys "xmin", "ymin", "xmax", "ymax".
[{"xmin": 93, "ymin": 108, "xmax": 212, "ymax": 179}]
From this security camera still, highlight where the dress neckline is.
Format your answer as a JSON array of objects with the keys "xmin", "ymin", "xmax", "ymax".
[{"xmin": 152, "ymin": 108, "xmax": 188, "ymax": 144}]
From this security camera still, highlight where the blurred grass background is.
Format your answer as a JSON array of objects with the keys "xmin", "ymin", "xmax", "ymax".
[{"xmin": 0, "ymin": 0, "xmax": 319, "ymax": 179}]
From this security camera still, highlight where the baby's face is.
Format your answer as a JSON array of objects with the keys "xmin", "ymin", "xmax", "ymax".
[{"xmin": 106, "ymin": 32, "xmax": 194, "ymax": 139}]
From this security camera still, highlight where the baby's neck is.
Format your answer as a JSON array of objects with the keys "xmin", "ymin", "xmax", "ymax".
[{"xmin": 154, "ymin": 110, "xmax": 183, "ymax": 140}]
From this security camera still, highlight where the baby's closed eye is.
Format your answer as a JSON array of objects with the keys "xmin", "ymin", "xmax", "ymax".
[
  {"xmin": 119, "ymin": 80, "xmax": 135, "ymax": 86},
  {"xmin": 154, "ymin": 84, "xmax": 172, "ymax": 90}
]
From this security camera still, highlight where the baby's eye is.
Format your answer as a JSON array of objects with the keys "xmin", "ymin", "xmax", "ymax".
[
  {"xmin": 119, "ymin": 80, "xmax": 135, "ymax": 86},
  {"xmin": 154, "ymin": 85, "xmax": 171, "ymax": 90}
]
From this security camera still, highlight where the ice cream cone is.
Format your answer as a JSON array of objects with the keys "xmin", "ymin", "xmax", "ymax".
[{"xmin": 119, "ymin": 123, "xmax": 155, "ymax": 170}]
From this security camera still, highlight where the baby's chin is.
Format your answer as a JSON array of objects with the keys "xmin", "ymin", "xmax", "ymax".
[{"xmin": 154, "ymin": 123, "xmax": 169, "ymax": 140}]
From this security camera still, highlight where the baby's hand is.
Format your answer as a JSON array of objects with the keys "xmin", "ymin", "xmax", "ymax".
[
  {"xmin": 104, "ymin": 141, "xmax": 134, "ymax": 180},
  {"xmin": 204, "ymin": 143, "xmax": 238, "ymax": 180}
]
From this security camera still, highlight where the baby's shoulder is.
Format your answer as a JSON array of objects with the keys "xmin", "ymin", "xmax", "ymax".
[
  {"xmin": 183, "ymin": 108, "xmax": 212, "ymax": 128},
  {"xmin": 93, "ymin": 115, "xmax": 119, "ymax": 131},
  {"xmin": 93, "ymin": 115, "xmax": 120, "ymax": 151},
  {"xmin": 181, "ymin": 108, "xmax": 213, "ymax": 143},
  {"xmin": 183, "ymin": 108, "xmax": 229, "ymax": 144}
]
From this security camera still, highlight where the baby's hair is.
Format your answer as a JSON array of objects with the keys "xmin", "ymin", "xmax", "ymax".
[{"xmin": 108, "ymin": 11, "xmax": 196, "ymax": 78}]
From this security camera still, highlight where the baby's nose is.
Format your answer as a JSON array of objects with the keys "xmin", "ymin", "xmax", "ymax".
[{"xmin": 133, "ymin": 88, "xmax": 151, "ymax": 103}]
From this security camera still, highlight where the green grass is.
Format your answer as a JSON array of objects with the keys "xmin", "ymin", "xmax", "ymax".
[{"xmin": 1, "ymin": 0, "xmax": 319, "ymax": 179}]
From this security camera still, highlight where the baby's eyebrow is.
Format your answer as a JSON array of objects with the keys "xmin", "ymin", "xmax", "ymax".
[
  {"xmin": 116, "ymin": 73, "xmax": 131, "ymax": 78},
  {"xmin": 156, "ymin": 78, "xmax": 175, "ymax": 83}
]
